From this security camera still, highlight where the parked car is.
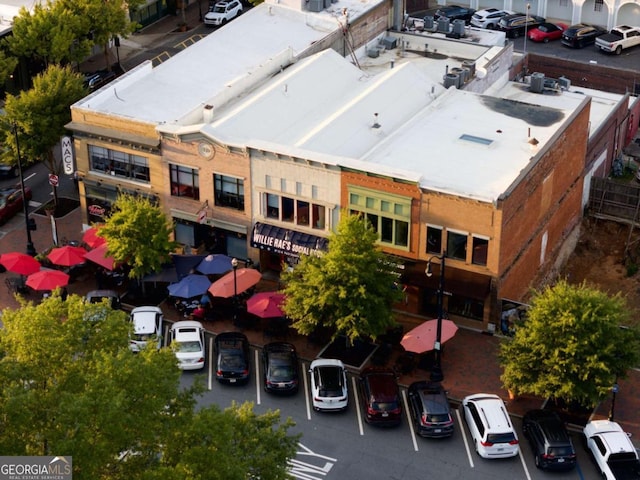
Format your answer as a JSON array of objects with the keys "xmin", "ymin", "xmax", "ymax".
[
  {"xmin": 498, "ymin": 13, "xmax": 546, "ymax": 38},
  {"xmin": 407, "ymin": 381, "xmax": 454, "ymax": 437},
  {"xmin": 584, "ymin": 419, "xmax": 640, "ymax": 480},
  {"xmin": 309, "ymin": 358, "xmax": 348, "ymax": 412},
  {"xmin": 129, "ymin": 306, "xmax": 163, "ymax": 352},
  {"xmin": 470, "ymin": 8, "xmax": 514, "ymax": 29},
  {"xmin": 85, "ymin": 289, "xmax": 121, "ymax": 310},
  {"xmin": 434, "ymin": 5, "xmax": 476, "ymax": 24},
  {"xmin": 0, "ymin": 186, "xmax": 32, "ymax": 225},
  {"xmin": 170, "ymin": 320, "xmax": 206, "ymax": 370},
  {"xmin": 527, "ymin": 22, "xmax": 567, "ymax": 43},
  {"xmin": 0, "ymin": 162, "xmax": 19, "ymax": 178},
  {"xmin": 595, "ymin": 25, "xmax": 640, "ymax": 55},
  {"xmin": 561, "ymin": 23, "xmax": 608, "ymax": 48},
  {"xmin": 462, "ymin": 393, "xmax": 519, "ymax": 458},
  {"xmin": 215, "ymin": 332, "xmax": 250, "ymax": 384},
  {"xmin": 204, "ymin": 0, "xmax": 242, "ymax": 27},
  {"xmin": 358, "ymin": 367, "xmax": 401, "ymax": 426},
  {"xmin": 262, "ymin": 342, "xmax": 299, "ymax": 394},
  {"xmin": 83, "ymin": 70, "xmax": 117, "ymax": 91},
  {"xmin": 522, "ymin": 409, "xmax": 576, "ymax": 470}
]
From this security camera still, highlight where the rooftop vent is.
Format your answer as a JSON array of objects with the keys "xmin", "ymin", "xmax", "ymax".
[
  {"xmin": 203, "ymin": 104, "xmax": 214, "ymax": 123},
  {"xmin": 381, "ymin": 37, "xmax": 397, "ymax": 50},
  {"xmin": 437, "ymin": 17, "xmax": 450, "ymax": 33},
  {"xmin": 372, "ymin": 113, "xmax": 381, "ymax": 129}
]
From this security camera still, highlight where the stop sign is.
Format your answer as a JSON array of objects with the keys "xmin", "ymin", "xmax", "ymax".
[{"xmin": 49, "ymin": 174, "xmax": 59, "ymax": 187}]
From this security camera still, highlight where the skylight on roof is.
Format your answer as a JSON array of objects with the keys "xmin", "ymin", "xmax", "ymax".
[{"xmin": 459, "ymin": 134, "xmax": 493, "ymax": 146}]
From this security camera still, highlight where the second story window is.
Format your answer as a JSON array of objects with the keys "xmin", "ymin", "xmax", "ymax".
[
  {"xmin": 214, "ymin": 174, "xmax": 244, "ymax": 211},
  {"xmin": 426, "ymin": 225, "xmax": 442, "ymax": 254},
  {"xmin": 263, "ymin": 193, "xmax": 327, "ymax": 230},
  {"xmin": 88, "ymin": 145, "xmax": 150, "ymax": 183},
  {"xmin": 447, "ymin": 230, "xmax": 468, "ymax": 261},
  {"xmin": 170, "ymin": 164, "xmax": 199, "ymax": 200}
]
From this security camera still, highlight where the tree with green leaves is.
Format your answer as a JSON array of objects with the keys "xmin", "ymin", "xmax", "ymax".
[
  {"xmin": 500, "ymin": 280, "xmax": 640, "ymax": 407},
  {"xmin": 0, "ymin": 293, "xmax": 299, "ymax": 480},
  {"xmin": 99, "ymin": 193, "xmax": 178, "ymax": 281},
  {"xmin": 0, "ymin": 64, "xmax": 86, "ymax": 206},
  {"xmin": 281, "ymin": 212, "xmax": 403, "ymax": 344}
]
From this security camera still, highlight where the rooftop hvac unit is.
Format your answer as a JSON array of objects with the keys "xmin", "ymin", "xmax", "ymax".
[
  {"xmin": 437, "ymin": 17, "xmax": 450, "ymax": 33},
  {"xmin": 367, "ymin": 48, "xmax": 380, "ymax": 58},
  {"xmin": 530, "ymin": 72, "xmax": 545, "ymax": 93},
  {"xmin": 452, "ymin": 19, "xmax": 465, "ymax": 36},
  {"xmin": 443, "ymin": 73, "xmax": 460, "ymax": 89},
  {"xmin": 382, "ymin": 37, "xmax": 397, "ymax": 50},
  {"xmin": 323, "ymin": 0, "xmax": 331, "ymax": 8},
  {"xmin": 306, "ymin": 0, "xmax": 323, "ymax": 12},
  {"xmin": 450, "ymin": 67, "xmax": 466, "ymax": 86},
  {"xmin": 558, "ymin": 76, "xmax": 571, "ymax": 90},
  {"xmin": 423, "ymin": 15, "xmax": 434, "ymax": 30},
  {"xmin": 462, "ymin": 60, "xmax": 475, "ymax": 78}
]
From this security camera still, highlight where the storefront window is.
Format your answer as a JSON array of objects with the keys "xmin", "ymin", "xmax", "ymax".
[{"xmin": 170, "ymin": 164, "xmax": 199, "ymax": 200}]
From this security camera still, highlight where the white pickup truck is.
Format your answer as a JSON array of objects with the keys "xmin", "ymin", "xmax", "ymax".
[
  {"xmin": 584, "ymin": 420, "xmax": 640, "ymax": 480},
  {"xmin": 595, "ymin": 25, "xmax": 640, "ymax": 54}
]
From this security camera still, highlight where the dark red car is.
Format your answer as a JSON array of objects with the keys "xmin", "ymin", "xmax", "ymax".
[
  {"xmin": 527, "ymin": 22, "xmax": 568, "ymax": 43},
  {"xmin": 0, "ymin": 186, "xmax": 32, "ymax": 225},
  {"xmin": 358, "ymin": 367, "xmax": 402, "ymax": 426}
]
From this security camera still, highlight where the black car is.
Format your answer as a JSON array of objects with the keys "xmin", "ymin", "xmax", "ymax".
[
  {"xmin": 215, "ymin": 332, "xmax": 250, "ymax": 384},
  {"xmin": 498, "ymin": 13, "xmax": 546, "ymax": 38},
  {"xmin": 262, "ymin": 342, "xmax": 299, "ymax": 394},
  {"xmin": 0, "ymin": 162, "xmax": 18, "ymax": 178},
  {"xmin": 522, "ymin": 409, "xmax": 577, "ymax": 470},
  {"xmin": 358, "ymin": 367, "xmax": 402, "ymax": 426},
  {"xmin": 407, "ymin": 381, "xmax": 454, "ymax": 438},
  {"xmin": 83, "ymin": 70, "xmax": 117, "ymax": 91},
  {"xmin": 434, "ymin": 5, "xmax": 476, "ymax": 24},
  {"xmin": 561, "ymin": 23, "xmax": 608, "ymax": 48}
]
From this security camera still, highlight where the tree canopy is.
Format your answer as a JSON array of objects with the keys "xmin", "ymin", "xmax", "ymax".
[
  {"xmin": 0, "ymin": 64, "xmax": 86, "ymax": 204},
  {"xmin": 500, "ymin": 280, "xmax": 640, "ymax": 406},
  {"xmin": 281, "ymin": 212, "xmax": 403, "ymax": 344},
  {"xmin": 0, "ymin": 293, "xmax": 299, "ymax": 479},
  {"xmin": 99, "ymin": 194, "xmax": 178, "ymax": 281}
]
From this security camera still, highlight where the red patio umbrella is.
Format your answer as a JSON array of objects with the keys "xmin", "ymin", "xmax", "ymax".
[
  {"xmin": 208, "ymin": 268, "xmax": 262, "ymax": 298},
  {"xmin": 47, "ymin": 245, "xmax": 88, "ymax": 267},
  {"xmin": 26, "ymin": 270, "xmax": 70, "ymax": 291},
  {"xmin": 84, "ymin": 244, "xmax": 117, "ymax": 271},
  {"xmin": 0, "ymin": 252, "xmax": 41, "ymax": 275},
  {"xmin": 82, "ymin": 226, "xmax": 106, "ymax": 249},
  {"xmin": 400, "ymin": 319, "xmax": 459, "ymax": 354},
  {"xmin": 246, "ymin": 291, "xmax": 286, "ymax": 318}
]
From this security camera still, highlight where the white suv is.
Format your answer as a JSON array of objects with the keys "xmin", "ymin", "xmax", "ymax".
[
  {"xmin": 470, "ymin": 8, "xmax": 514, "ymax": 29},
  {"xmin": 204, "ymin": 0, "xmax": 242, "ymax": 27},
  {"xmin": 462, "ymin": 393, "xmax": 519, "ymax": 458},
  {"xmin": 129, "ymin": 306, "xmax": 163, "ymax": 352}
]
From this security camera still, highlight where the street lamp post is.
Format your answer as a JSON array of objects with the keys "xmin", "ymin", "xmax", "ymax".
[
  {"xmin": 231, "ymin": 257, "xmax": 238, "ymax": 322},
  {"xmin": 425, "ymin": 251, "xmax": 446, "ymax": 383},
  {"xmin": 12, "ymin": 123, "xmax": 36, "ymax": 256},
  {"xmin": 523, "ymin": 3, "xmax": 531, "ymax": 76},
  {"xmin": 609, "ymin": 380, "xmax": 619, "ymax": 421}
]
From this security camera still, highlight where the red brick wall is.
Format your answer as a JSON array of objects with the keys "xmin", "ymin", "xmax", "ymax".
[{"xmin": 497, "ymin": 100, "xmax": 591, "ymax": 300}]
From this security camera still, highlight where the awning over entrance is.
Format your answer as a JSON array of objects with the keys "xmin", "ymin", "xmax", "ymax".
[
  {"xmin": 251, "ymin": 222, "xmax": 328, "ymax": 258},
  {"xmin": 403, "ymin": 263, "xmax": 492, "ymax": 301}
]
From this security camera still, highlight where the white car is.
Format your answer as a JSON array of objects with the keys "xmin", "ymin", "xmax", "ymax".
[
  {"xmin": 584, "ymin": 420, "xmax": 640, "ymax": 479},
  {"xmin": 470, "ymin": 8, "xmax": 514, "ymax": 29},
  {"xmin": 204, "ymin": 0, "xmax": 242, "ymax": 27},
  {"xmin": 309, "ymin": 359, "xmax": 348, "ymax": 412},
  {"xmin": 462, "ymin": 393, "xmax": 519, "ymax": 458},
  {"xmin": 129, "ymin": 306, "xmax": 163, "ymax": 352},
  {"xmin": 169, "ymin": 320, "xmax": 206, "ymax": 370}
]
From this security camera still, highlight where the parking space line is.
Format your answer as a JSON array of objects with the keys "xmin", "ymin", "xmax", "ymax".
[
  {"xmin": 518, "ymin": 448, "xmax": 532, "ymax": 480},
  {"xmin": 208, "ymin": 336, "xmax": 214, "ymax": 390},
  {"xmin": 255, "ymin": 349, "xmax": 261, "ymax": 405},
  {"xmin": 351, "ymin": 377, "xmax": 364, "ymax": 436},
  {"xmin": 456, "ymin": 409, "xmax": 474, "ymax": 468},
  {"xmin": 401, "ymin": 389, "xmax": 419, "ymax": 452},
  {"xmin": 302, "ymin": 362, "xmax": 311, "ymax": 420}
]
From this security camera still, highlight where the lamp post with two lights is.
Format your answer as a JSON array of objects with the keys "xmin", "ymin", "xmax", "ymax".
[{"xmin": 425, "ymin": 251, "xmax": 446, "ymax": 383}]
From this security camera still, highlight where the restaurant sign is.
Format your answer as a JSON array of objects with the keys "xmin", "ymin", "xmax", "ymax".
[
  {"xmin": 88, "ymin": 204, "xmax": 106, "ymax": 217},
  {"xmin": 251, "ymin": 223, "xmax": 328, "ymax": 258}
]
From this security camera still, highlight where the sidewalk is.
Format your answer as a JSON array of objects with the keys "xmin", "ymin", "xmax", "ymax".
[{"xmin": 2, "ymin": 205, "xmax": 638, "ymax": 444}]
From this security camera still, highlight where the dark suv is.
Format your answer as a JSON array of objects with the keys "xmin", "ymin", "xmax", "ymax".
[
  {"xmin": 434, "ymin": 5, "xmax": 476, "ymax": 24},
  {"xmin": 522, "ymin": 409, "xmax": 577, "ymax": 470},
  {"xmin": 407, "ymin": 381, "xmax": 454, "ymax": 438},
  {"xmin": 358, "ymin": 367, "xmax": 401, "ymax": 426},
  {"xmin": 262, "ymin": 342, "xmax": 299, "ymax": 394},
  {"xmin": 498, "ymin": 13, "xmax": 546, "ymax": 38},
  {"xmin": 215, "ymin": 332, "xmax": 250, "ymax": 384}
]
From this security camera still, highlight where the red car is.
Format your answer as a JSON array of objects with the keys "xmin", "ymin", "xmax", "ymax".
[
  {"xmin": 0, "ymin": 186, "xmax": 32, "ymax": 225},
  {"xmin": 527, "ymin": 22, "xmax": 567, "ymax": 42}
]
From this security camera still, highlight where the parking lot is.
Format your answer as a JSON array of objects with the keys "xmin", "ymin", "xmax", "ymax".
[{"xmin": 170, "ymin": 328, "xmax": 601, "ymax": 480}]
